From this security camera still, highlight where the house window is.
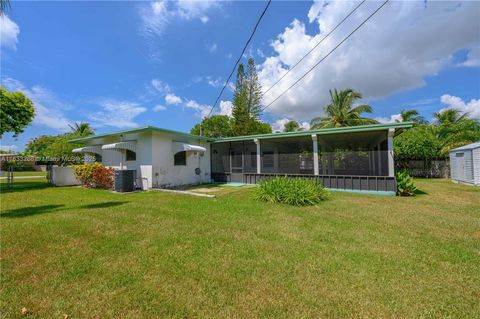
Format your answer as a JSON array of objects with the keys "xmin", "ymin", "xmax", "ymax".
[
  {"xmin": 126, "ymin": 150, "xmax": 136, "ymax": 161},
  {"xmin": 174, "ymin": 151, "xmax": 187, "ymax": 166}
]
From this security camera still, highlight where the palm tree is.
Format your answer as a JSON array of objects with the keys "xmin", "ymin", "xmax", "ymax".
[
  {"xmin": 284, "ymin": 120, "xmax": 300, "ymax": 132},
  {"xmin": 433, "ymin": 109, "xmax": 468, "ymax": 126},
  {"xmin": 432, "ymin": 109, "xmax": 479, "ymax": 156},
  {"xmin": 310, "ymin": 89, "xmax": 378, "ymax": 129},
  {"xmin": 398, "ymin": 109, "xmax": 427, "ymax": 124},
  {"xmin": 69, "ymin": 122, "xmax": 94, "ymax": 137}
]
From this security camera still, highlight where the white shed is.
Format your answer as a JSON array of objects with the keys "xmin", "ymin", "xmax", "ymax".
[{"xmin": 449, "ymin": 142, "xmax": 480, "ymax": 186}]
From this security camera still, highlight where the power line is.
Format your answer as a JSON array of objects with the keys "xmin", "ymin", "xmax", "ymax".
[
  {"xmin": 204, "ymin": 0, "xmax": 272, "ymax": 120},
  {"xmin": 262, "ymin": 0, "xmax": 366, "ymax": 96},
  {"xmin": 261, "ymin": 0, "xmax": 389, "ymax": 112}
]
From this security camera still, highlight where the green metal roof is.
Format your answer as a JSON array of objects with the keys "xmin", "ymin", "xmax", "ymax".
[
  {"xmin": 68, "ymin": 126, "xmax": 210, "ymax": 143},
  {"xmin": 69, "ymin": 122, "xmax": 413, "ymax": 144},
  {"xmin": 211, "ymin": 122, "xmax": 413, "ymax": 143}
]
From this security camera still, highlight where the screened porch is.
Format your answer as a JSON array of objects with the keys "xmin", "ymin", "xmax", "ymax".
[{"xmin": 210, "ymin": 129, "xmax": 396, "ymax": 192}]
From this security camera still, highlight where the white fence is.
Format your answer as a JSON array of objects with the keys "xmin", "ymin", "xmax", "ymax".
[{"xmin": 50, "ymin": 166, "xmax": 80, "ymax": 187}]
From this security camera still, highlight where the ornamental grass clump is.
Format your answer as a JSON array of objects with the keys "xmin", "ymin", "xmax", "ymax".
[{"xmin": 256, "ymin": 176, "xmax": 329, "ymax": 206}]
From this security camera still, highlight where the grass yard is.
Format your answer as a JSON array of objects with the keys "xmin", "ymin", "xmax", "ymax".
[{"xmin": 1, "ymin": 179, "xmax": 479, "ymax": 318}]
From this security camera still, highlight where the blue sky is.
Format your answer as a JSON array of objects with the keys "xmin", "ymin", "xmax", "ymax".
[{"xmin": 1, "ymin": 0, "xmax": 479, "ymax": 151}]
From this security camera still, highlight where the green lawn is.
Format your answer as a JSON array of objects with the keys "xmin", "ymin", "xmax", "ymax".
[{"xmin": 1, "ymin": 179, "xmax": 479, "ymax": 318}]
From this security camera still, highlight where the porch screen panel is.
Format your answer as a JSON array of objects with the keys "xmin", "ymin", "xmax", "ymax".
[
  {"xmin": 211, "ymin": 142, "xmax": 230, "ymax": 173},
  {"xmin": 317, "ymin": 130, "xmax": 389, "ymax": 176},
  {"xmin": 260, "ymin": 136, "xmax": 314, "ymax": 174},
  {"xmin": 242, "ymin": 140, "xmax": 258, "ymax": 173}
]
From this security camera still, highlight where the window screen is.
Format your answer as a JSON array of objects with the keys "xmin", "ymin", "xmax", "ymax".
[
  {"xmin": 174, "ymin": 151, "xmax": 187, "ymax": 166},
  {"xmin": 126, "ymin": 150, "xmax": 136, "ymax": 161}
]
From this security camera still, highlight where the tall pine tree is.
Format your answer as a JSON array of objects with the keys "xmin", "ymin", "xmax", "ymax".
[
  {"xmin": 232, "ymin": 58, "xmax": 271, "ymax": 136},
  {"xmin": 232, "ymin": 64, "xmax": 250, "ymax": 135}
]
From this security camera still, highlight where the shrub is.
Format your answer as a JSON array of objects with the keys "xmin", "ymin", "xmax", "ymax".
[
  {"xmin": 256, "ymin": 176, "xmax": 329, "ymax": 206},
  {"xmin": 92, "ymin": 165, "xmax": 114, "ymax": 189},
  {"xmin": 1, "ymin": 160, "xmax": 34, "ymax": 171},
  {"xmin": 73, "ymin": 163, "xmax": 95, "ymax": 186},
  {"xmin": 73, "ymin": 163, "xmax": 114, "ymax": 189},
  {"xmin": 396, "ymin": 170, "xmax": 417, "ymax": 196}
]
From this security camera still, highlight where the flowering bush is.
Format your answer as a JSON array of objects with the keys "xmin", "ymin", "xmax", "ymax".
[{"xmin": 73, "ymin": 163, "xmax": 114, "ymax": 189}]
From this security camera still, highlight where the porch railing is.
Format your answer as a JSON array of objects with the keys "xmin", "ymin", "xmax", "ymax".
[{"xmin": 211, "ymin": 172, "xmax": 396, "ymax": 192}]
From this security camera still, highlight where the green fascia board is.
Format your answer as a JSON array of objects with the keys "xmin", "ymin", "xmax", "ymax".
[
  {"xmin": 68, "ymin": 122, "xmax": 413, "ymax": 144},
  {"xmin": 68, "ymin": 126, "xmax": 211, "ymax": 143},
  {"xmin": 212, "ymin": 122, "xmax": 414, "ymax": 143}
]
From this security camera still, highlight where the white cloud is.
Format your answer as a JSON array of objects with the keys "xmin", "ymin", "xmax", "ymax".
[
  {"xmin": 219, "ymin": 100, "xmax": 233, "ymax": 117},
  {"xmin": 150, "ymin": 79, "xmax": 171, "ymax": 94},
  {"xmin": 139, "ymin": 0, "xmax": 221, "ymax": 36},
  {"xmin": 185, "ymin": 99, "xmax": 211, "ymax": 118},
  {"xmin": 0, "ymin": 15, "xmax": 19, "ymax": 50},
  {"xmin": 299, "ymin": 121, "xmax": 311, "ymax": 130},
  {"xmin": 375, "ymin": 114, "xmax": 402, "ymax": 124},
  {"xmin": 460, "ymin": 44, "xmax": 480, "ymax": 67},
  {"xmin": 153, "ymin": 104, "xmax": 166, "ymax": 112},
  {"xmin": 206, "ymin": 42, "xmax": 218, "ymax": 53},
  {"xmin": 271, "ymin": 118, "xmax": 311, "ymax": 132},
  {"xmin": 205, "ymin": 76, "xmax": 222, "ymax": 88},
  {"xmin": 440, "ymin": 95, "xmax": 480, "ymax": 120},
  {"xmin": 259, "ymin": 1, "xmax": 480, "ymax": 119},
  {"xmin": 2, "ymin": 78, "xmax": 72, "ymax": 131},
  {"xmin": 256, "ymin": 49, "xmax": 265, "ymax": 58},
  {"xmin": 272, "ymin": 118, "xmax": 291, "ymax": 132},
  {"xmin": 165, "ymin": 93, "xmax": 182, "ymax": 105},
  {"xmin": 89, "ymin": 100, "xmax": 147, "ymax": 128}
]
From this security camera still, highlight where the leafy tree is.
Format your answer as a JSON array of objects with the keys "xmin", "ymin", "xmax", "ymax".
[
  {"xmin": 43, "ymin": 134, "xmax": 84, "ymax": 166},
  {"xmin": 284, "ymin": 120, "xmax": 300, "ymax": 132},
  {"xmin": 191, "ymin": 115, "xmax": 233, "ymax": 138},
  {"xmin": 25, "ymin": 135, "xmax": 58, "ymax": 158},
  {"xmin": 24, "ymin": 128, "xmax": 94, "ymax": 165},
  {"xmin": 251, "ymin": 121, "xmax": 272, "ymax": 134},
  {"xmin": 231, "ymin": 58, "xmax": 266, "ymax": 136},
  {"xmin": 397, "ymin": 109, "xmax": 427, "ymax": 125},
  {"xmin": 69, "ymin": 122, "xmax": 94, "ymax": 136},
  {"xmin": 394, "ymin": 126, "xmax": 441, "ymax": 161},
  {"xmin": 310, "ymin": 89, "xmax": 378, "ymax": 129},
  {"xmin": 0, "ymin": 85, "xmax": 35, "ymax": 138}
]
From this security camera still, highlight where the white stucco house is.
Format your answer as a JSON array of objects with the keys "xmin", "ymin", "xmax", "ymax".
[
  {"xmin": 71, "ymin": 127, "xmax": 211, "ymax": 189},
  {"xmin": 70, "ymin": 122, "xmax": 412, "ymax": 193}
]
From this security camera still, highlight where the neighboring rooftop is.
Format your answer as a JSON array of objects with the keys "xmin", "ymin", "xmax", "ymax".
[
  {"xmin": 69, "ymin": 122, "xmax": 413, "ymax": 144},
  {"xmin": 450, "ymin": 142, "xmax": 480, "ymax": 152}
]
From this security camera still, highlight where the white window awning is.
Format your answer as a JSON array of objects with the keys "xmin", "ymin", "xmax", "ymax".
[
  {"xmin": 72, "ymin": 145, "xmax": 103, "ymax": 155},
  {"xmin": 173, "ymin": 142, "xmax": 206, "ymax": 154},
  {"xmin": 101, "ymin": 141, "xmax": 136, "ymax": 152}
]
